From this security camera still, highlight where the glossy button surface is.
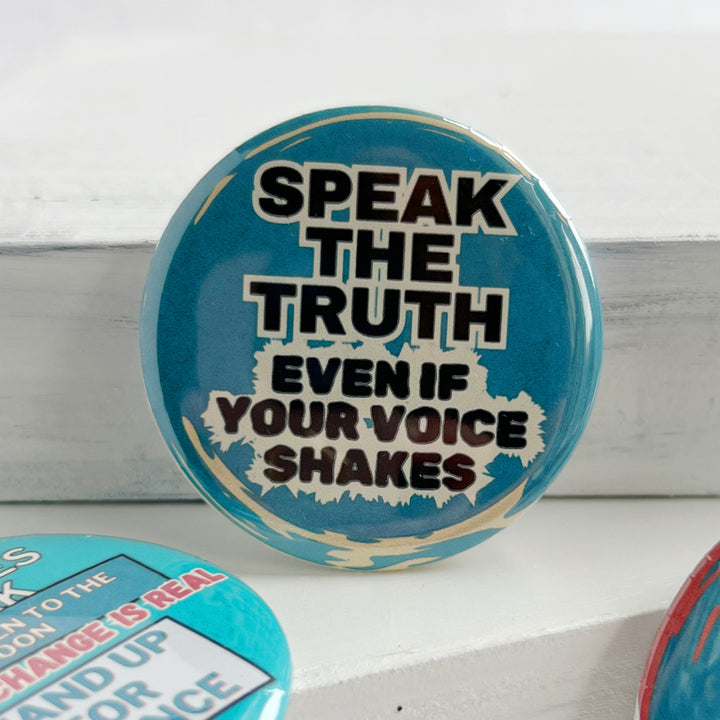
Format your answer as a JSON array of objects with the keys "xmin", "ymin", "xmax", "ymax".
[
  {"xmin": 140, "ymin": 106, "xmax": 602, "ymax": 569},
  {"xmin": 637, "ymin": 541, "xmax": 720, "ymax": 720},
  {"xmin": 0, "ymin": 535, "xmax": 291, "ymax": 720}
]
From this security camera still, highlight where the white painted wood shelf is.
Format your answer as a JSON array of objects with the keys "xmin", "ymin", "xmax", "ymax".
[
  {"xmin": 2, "ymin": 22, "xmax": 719, "ymax": 499},
  {"xmin": 2, "ymin": 238, "xmax": 718, "ymax": 500},
  {"xmin": 0, "ymin": 497, "xmax": 716, "ymax": 720}
]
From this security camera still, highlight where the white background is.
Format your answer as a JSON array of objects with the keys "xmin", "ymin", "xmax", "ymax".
[{"xmin": 2, "ymin": 0, "xmax": 720, "ymax": 245}]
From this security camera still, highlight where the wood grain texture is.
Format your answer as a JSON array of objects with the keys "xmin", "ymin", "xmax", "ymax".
[
  {"xmin": 0, "ymin": 246, "xmax": 186, "ymax": 499},
  {"xmin": 2, "ymin": 20, "xmax": 719, "ymax": 499},
  {"xmin": 560, "ymin": 239, "xmax": 720, "ymax": 495},
  {"xmin": 0, "ymin": 239, "xmax": 717, "ymax": 500}
]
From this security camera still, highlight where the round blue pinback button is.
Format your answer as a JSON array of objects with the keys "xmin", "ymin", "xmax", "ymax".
[
  {"xmin": 0, "ymin": 535, "xmax": 291, "ymax": 720},
  {"xmin": 140, "ymin": 106, "xmax": 602, "ymax": 570},
  {"xmin": 637, "ymin": 541, "xmax": 720, "ymax": 720}
]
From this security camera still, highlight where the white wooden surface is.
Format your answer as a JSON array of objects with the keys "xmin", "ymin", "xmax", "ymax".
[
  {"xmin": 0, "ymin": 497, "xmax": 716, "ymax": 719},
  {"xmin": 2, "ymin": 28, "xmax": 720, "ymax": 246},
  {"xmin": 1, "ymin": 239, "xmax": 718, "ymax": 500},
  {"xmin": 2, "ymin": 10, "xmax": 720, "ymax": 498}
]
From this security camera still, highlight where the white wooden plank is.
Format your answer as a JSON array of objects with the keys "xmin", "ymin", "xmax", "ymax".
[
  {"xmin": 287, "ymin": 616, "xmax": 662, "ymax": 720},
  {"xmin": 0, "ymin": 246, "xmax": 187, "ymax": 499},
  {"xmin": 1, "ymin": 29, "xmax": 720, "ymax": 245},
  {"xmin": 558, "ymin": 239, "xmax": 720, "ymax": 495},
  {"xmin": 2, "ymin": 15, "xmax": 720, "ymax": 499},
  {"xmin": 0, "ymin": 239, "xmax": 717, "ymax": 500},
  {"xmin": 0, "ymin": 497, "xmax": 715, "ymax": 719}
]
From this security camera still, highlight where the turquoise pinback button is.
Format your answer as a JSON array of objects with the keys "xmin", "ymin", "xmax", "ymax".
[
  {"xmin": 0, "ymin": 535, "xmax": 291, "ymax": 720},
  {"xmin": 140, "ymin": 106, "xmax": 602, "ymax": 570}
]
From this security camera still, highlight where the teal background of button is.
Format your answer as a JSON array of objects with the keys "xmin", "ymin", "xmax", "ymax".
[
  {"xmin": 140, "ymin": 107, "xmax": 602, "ymax": 569},
  {"xmin": 0, "ymin": 534, "xmax": 291, "ymax": 720}
]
